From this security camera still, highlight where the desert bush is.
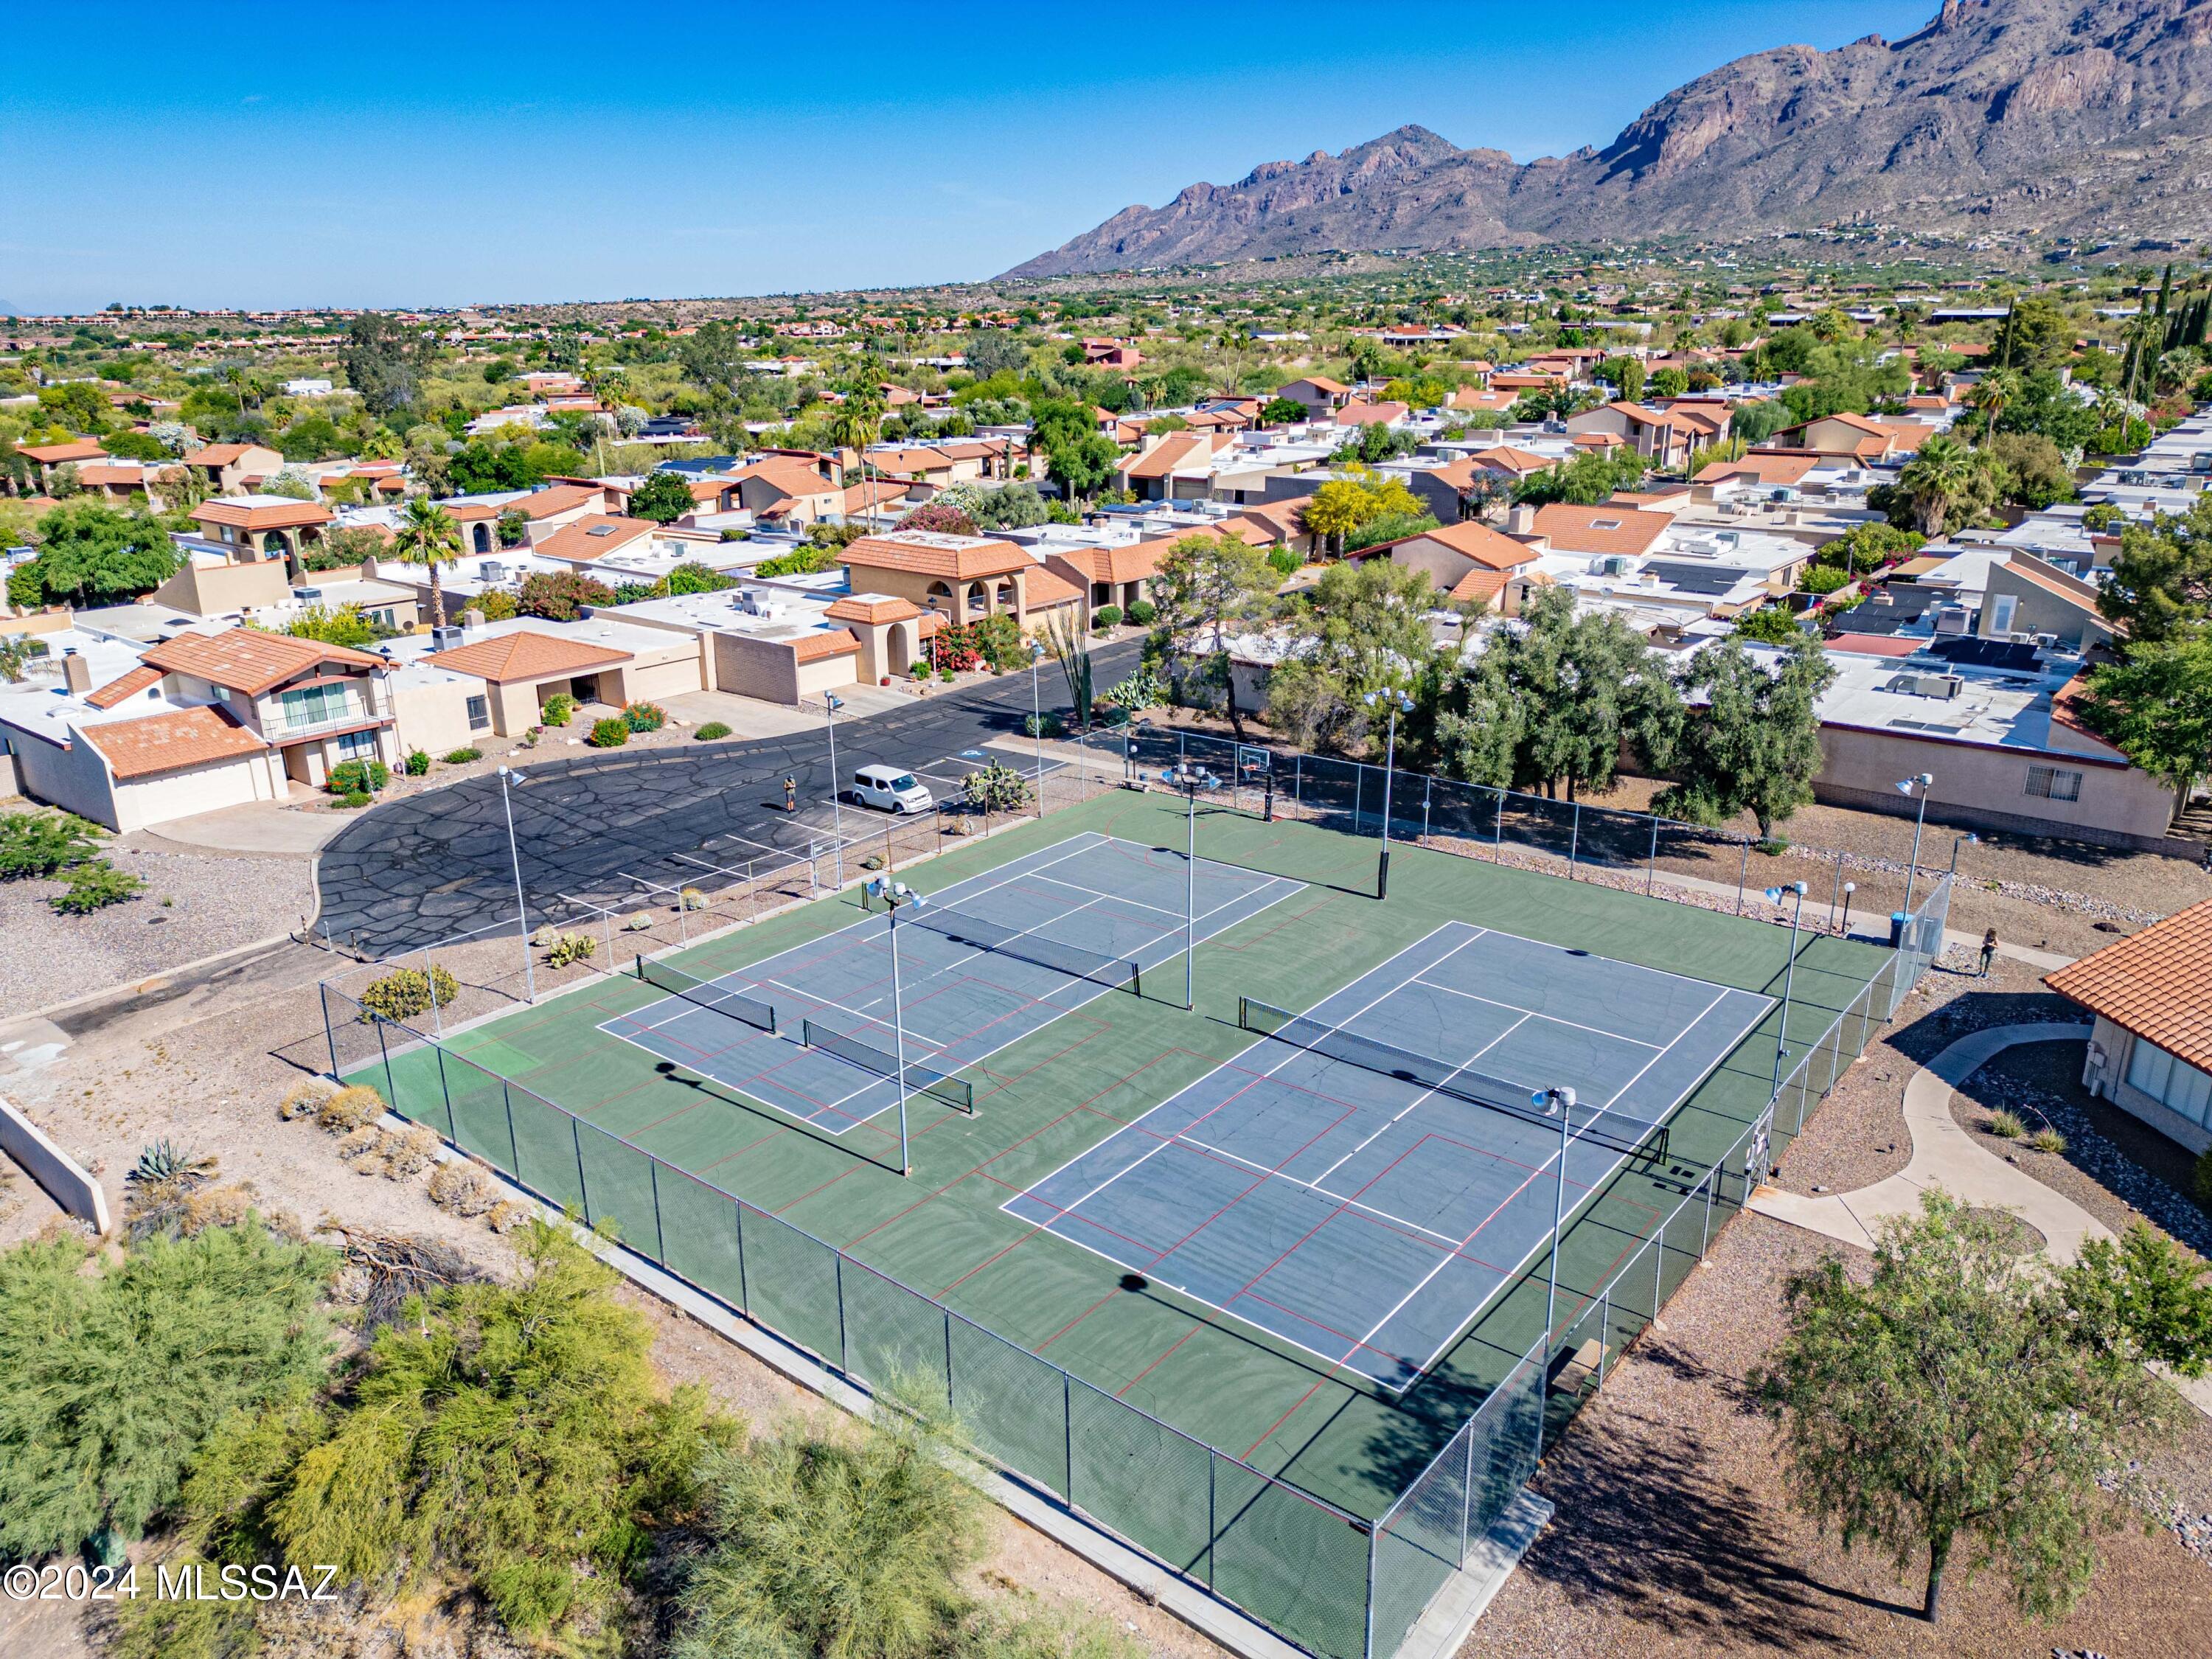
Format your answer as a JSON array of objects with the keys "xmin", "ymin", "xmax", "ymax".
[
  {"xmin": 485, "ymin": 1200, "xmax": 530, "ymax": 1234},
  {"xmin": 1124, "ymin": 598, "xmax": 1157, "ymax": 626},
  {"xmin": 338, "ymin": 789, "xmax": 372, "ymax": 809},
  {"xmin": 278, "ymin": 1078, "xmax": 337, "ymax": 1121},
  {"xmin": 2028, "ymin": 1127, "xmax": 2068, "ymax": 1155},
  {"xmin": 696, "ymin": 720, "xmax": 731, "ymax": 740},
  {"xmin": 316, "ymin": 1084, "xmax": 387, "ymax": 1135},
  {"xmin": 402, "ymin": 748, "xmax": 431, "ymax": 776},
  {"xmin": 428, "ymin": 1162, "xmax": 500, "ymax": 1217},
  {"xmin": 0, "ymin": 809, "xmax": 102, "ymax": 879},
  {"xmin": 123, "ymin": 1140, "xmax": 220, "ymax": 1240},
  {"xmin": 963, "ymin": 762, "xmax": 1032, "ymax": 813},
  {"xmin": 545, "ymin": 931, "xmax": 597, "ymax": 967},
  {"xmin": 50, "ymin": 858, "xmax": 145, "ymax": 914},
  {"xmin": 0, "ymin": 1223, "xmax": 333, "ymax": 1559},
  {"xmin": 327, "ymin": 759, "xmax": 389, "ymax": 796},
  {"xmin": 540, "ymin": 692, "xmax": 574, "ymax": 727},
  {"xmin": 589, "ymin": 716, "xmax": 629, "ymax": 748},
  {"xmin": 1091, "ymin": 604, "xmax": 1123, "ymax": 631},
  {"xmin": 623, "ymin": 700, "xmax": 667, "ymax": 734},
  {"xmin": 358, "ymin": 964, "xmax": 458, "ymax": 1022},
  {"xmin": 1986, "ymin": 1108, "xmax": 2025, "ymax": 1139},
  {"xmin": 440, "ymin": 745, "xmax": 482, "ymax": 764}
]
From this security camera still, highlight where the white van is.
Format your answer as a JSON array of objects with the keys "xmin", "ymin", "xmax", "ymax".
[{"xmin": 844, "ymin": 764, "xmax": 933, "ymax": 814}]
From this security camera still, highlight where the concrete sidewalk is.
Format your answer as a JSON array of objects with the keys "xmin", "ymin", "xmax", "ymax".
[
  {"xmin": 1750, "ymin": 1021, "xmax": 2104, "ymax": 1261},
  {"xmin": 141, "ymin": 797, "xmax": 353, "ymax": 858}
]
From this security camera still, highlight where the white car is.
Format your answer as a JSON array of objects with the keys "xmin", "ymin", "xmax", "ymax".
[{"xmin": 844, "ymin": 764, "xmax": 933, "ymax": 814}]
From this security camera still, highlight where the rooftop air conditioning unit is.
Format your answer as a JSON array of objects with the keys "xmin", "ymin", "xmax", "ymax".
[
  {"xmin": 296, "ymin": 587, "xmax": 324, "ymax": 604},
  {"xmin": 481, "ymin": 560, "xmax": 506, "ymax": 583},
  {"xmin": 1933, "ymin": 606, "xmax": 1970, "ymax": 636},
  {"xmin": 430, "ymin": 625, "xmax": 465, "ymax": 650},
  {"xmin": 1599, "ymin": 555, "xmax": 1631, "ymax": 577},
  {"xmin": 2033, "ymin": 632, "xmax": 2058, "ymax": 650}
]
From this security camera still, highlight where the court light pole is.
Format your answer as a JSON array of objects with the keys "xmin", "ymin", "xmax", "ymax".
[
  {"xmin": 1533, "ymin": 1085, "xmax": 1577, "ymax": 1350},
  {"xmin": 497, "ymin": 765, "xmax": 536, "ymax": 1002},
  {"xmin": 823, "ymin": 693, "xmax": 847, "ymax": 888},
  {"xmin": 1947, "ymin": 830, "xmax": 1979, "ymax": 877},
  {"xmin": 867, "ymin": 876, "xmax": 917, "ymax": 1176},
  {"xmin": 1895, "ymin": 772, "xmax": 1934, "ymax": 920},
  {"xmin": 1028, "ymin": 639, "xmax": 1046, "ymax": 818},
  {"xmin": 1837, "ymin": 880, "xmax": 1857, "ymax": 935},
  {"xmin": 1363, "ymin": 690, "xmax": 1414, "ymax": 901},
  {"xmin": 1764, "ymin": 883, "xmax": 1809, "ymax": 1093},
  {"xmin": 1183, "ymin": 770, "xmax": 1197, "ymax": 1011}
]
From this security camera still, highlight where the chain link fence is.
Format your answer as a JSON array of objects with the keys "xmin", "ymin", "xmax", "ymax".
[{"xmin": 312, "ymin": 722, "xmax": 1956, "ymax": 1659}]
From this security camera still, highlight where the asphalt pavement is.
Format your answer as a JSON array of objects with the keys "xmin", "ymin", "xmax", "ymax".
[{"xmin": 313, "ymin": 639, "xmax": 1142, "ymax": 957}]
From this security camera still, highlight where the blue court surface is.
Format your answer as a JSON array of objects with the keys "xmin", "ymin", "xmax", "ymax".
[
  {"xmin": 1004, "ymin": 922, "xmax": 1773, "ymax": 1390},
  {"xmin": 601, "ymin": 832, "xmax": 1298, "ymax": 1135}
]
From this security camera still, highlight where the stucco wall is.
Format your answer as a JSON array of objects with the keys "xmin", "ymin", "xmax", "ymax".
[
  {"xmin": 110, "ymin": 749, "xmax": 280, "ymax": 832},
  {"xmin": 392, "ymin": 680, "xmax": 479, "ymax": 757},
  {"xmin": 2083, "ymin": 1015, "xmax": 2212, "ymax": 1156},
  {"xmin": 793, "ymin": 651, "xmax": 859, "ymax": 698},
  {"xmin": 1815, "ymin": 726, "xmax": 2175, "ymax": 846},
  {"xmin": 620, "ymin": 648, "xmax": 708, "ymax": 704},
  {"xmin": 712, "ymin": 633, "xmax": 801, "ymax": 703},
  {"xmin": 4, "ymin": 728, "xmax": 118, "ymax": 827},
  {"xmin": 153, "ymin": 557, "xmax": 292, "ymax": 617}
]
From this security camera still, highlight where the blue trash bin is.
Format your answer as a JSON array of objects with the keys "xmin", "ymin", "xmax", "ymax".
[{"xmin": 1888, "ymin": 911, "xmax": 1908, "ymax": 948}]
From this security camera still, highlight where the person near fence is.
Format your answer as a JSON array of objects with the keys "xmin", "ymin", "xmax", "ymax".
[
  {"xmin": 1979, "ymin": 928, "xmax": 1998, "ymax": 977},
  {"xmin": 784, "ymin": 776, "xmax": 797, "ymax": 813}
]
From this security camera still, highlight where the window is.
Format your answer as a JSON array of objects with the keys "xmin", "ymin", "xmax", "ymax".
[
  {"xmin": 2126, "ymin": 1040, "xmax": 2212, "ymax": 1127},
  {"xmin": 2025, "ymin": 765, "xmax": 2081, "ymax": 801},
  {"xmin": 465, "ymin": 695, "xmax": 490, "ymax": 731},
  {"xmin": 335, "ymin": 728, "xmax": 378, "ymax": 759},
  {"xmin": 276, "ymin": 681, "xmax": 357, "ymax": 732}
]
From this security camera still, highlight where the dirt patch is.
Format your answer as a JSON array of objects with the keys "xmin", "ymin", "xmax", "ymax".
[{"xmin": 1472, "ymin": 1213, "xmax": 2212, "ymax": 1658}]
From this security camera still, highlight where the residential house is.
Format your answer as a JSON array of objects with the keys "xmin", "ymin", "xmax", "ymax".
[
  {"xmin": 181, "ymin": 442, "xmax": 285, "ymax": 494},
  {"xmin": 1770, "ymin": 412, "xmax": 1934, "ymax": 463},
  {"xmin": 386, "ymin": 615, "xmax": 707, "ymax": 745},
  {"xmin": 1564, "ymin": 401, "xmax": 1731, "ymax": 470},
  {"xmin": 445, "ymin": 482, "xmax": 621, "ymax": 554},
  {"xmin": 187, "ymin": 495, "xmax": 337, "ymax": 577},
  {"xmin": 1117, "ymin": 431, "xmax": 1238, "ymax": 501},
  {"xmin": 1276, "ymin": 378, "xmax": 1354, "ymax": 420},
  {"xmin": 17, "ymin": 439, "xmax": 108, "ymax": 490},
  {"xmin": 1360, "ymin": 520, "xmax": 1547, "ymax": 616},
  {"xmin": 836, "ymin": 530, "xmax": 1080, "ymax": 631},
  {"xmin": 731, "ymin": 456, "xmax": 846, "ymax": 529},
  {"xmin": 1046, "ymin": 538, "xmax": 1169, "ymax": 618},
  {"xmin": 1335, "ymin": 400, "xmax": 1409, "ymax": 428},
  {"xmin": 2045, "ymin": 900, "xmax": 2212, "ymax": 1154}
]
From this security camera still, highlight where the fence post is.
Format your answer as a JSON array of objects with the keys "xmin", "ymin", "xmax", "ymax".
[
  {"xmin": 371, "ymin": 1018, "xmax": 399, "ymax": 1116},
  {"xmin": 733, "ymin": 1200, "xmax": 749, "ymax": 1314},
  {"xmin": 1568, "ymin": 802, "xmax": 1581, "ymax": 879},
  {"xmin": 1495, "ymin": 788, "xmax": 1505, "ymax": 846},
  {"xmin": 1701, "ymin": 1170, "xmax": 1716, "ymax": 1253},
  {"xmin": 501, "ymin": 1080, "xmax": 520, "ymax": 1175},
  {"xmin": 647, "ymin": 1157, "xmax": 667, "ymax": 1264},
  {"xmin": 1597, "ymin": 1287, "xmax": 1611, "ymax": 1382},
  {"xmin": 1458, "ymin": 1416, "xmax": 1476, "ymax": 1566},
  {"xmin": 571, "ymin": 1116, "xmax": 591, "ymax": 1224},
  {"xmin": 1734, "ymin": 839, "xmax": 1750, "ymax": 914},
  {"xmin": 1362, "ymin": 1522, "xmax": 1378, "ymax": 1659},
  {"xmin": 835, "ymin": 1254, "xmax": 849, "ymax": 1374},
  {"xmin": 319, "ymin": 985, "xmax": 339, "ymax": 1078},
  {"xmin": 1293, "ymin": 751, "xmax": 1302, "ymax": 813},
  {"xmin": 1647, "ymin": 816, "xmax": 1658, "ymax": 895},
  {"xmin": 428, "ymin": 1044, "xmax": 459, "ymax": 1141},
  {"xmin": 944, "ymin": 1310, "xmax": 955, "ymax": 1409},
  {"xmin": 1655, "ymin": 1225, "xmax": 1665, "ymax": 1313},
  {"xmin": 422, "ymin": 946, "xmax": 443, "ymax": 1038},
  {"xmin": 1062, "ymin": 1372, "xmax": 1074, "ymax": 1502},
  {"xmin": 1421, "ymin": 776, "xmax": 1432, "ymax": 843}
]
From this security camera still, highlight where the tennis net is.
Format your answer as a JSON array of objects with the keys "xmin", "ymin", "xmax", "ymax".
[
  {"xmin": 633, "ymin": 958, "xmax": 778, "ymax": 1036},
  {"xmin": 801, "ymin": 1018, "xmax": 975, "ymax": 1113},
  {"xmin": 1238, "ymin": 996, "xmax": 1670, "ymax": 1161},
  {"xmin": 863, "ymin": 890, "xmax": 1141, "ymax": 995}
]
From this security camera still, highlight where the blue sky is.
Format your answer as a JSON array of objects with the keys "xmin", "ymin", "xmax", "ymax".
[{"xmin": 3, "ymin": 1, "xmax": 1936, "ymax": 314}]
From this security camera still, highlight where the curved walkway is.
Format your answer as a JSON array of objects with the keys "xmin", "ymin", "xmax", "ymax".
[{"xmin": 1750, "ymin": 1020, "xmax": 2107, "ymax": 1262}]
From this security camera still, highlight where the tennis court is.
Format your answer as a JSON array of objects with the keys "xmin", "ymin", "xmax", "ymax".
[
  {"xmin": 1004, "ymin": 922, "xmax": 1771, "ymax": 1389},
  {"xmin": 601, "ymin": 831, "xmax": 1298, "ymax": 1135}
]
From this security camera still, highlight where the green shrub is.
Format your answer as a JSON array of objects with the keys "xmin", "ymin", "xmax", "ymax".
[
  {"xmin": 1124, "ymin": 598, "xmax": 1158, "ymax": 627},
  {"xmin": 695, "ymin": 721, "xmax": 731, "ymax": 740},
  {"xmin": 194, "ymin": 1221, "xmax": 726, "ymax": 1641},
  {"xmin": 440, "ymin": 746, "xmax": 482, "ymax": 765},
  {"xmin": 1099, "ymin": 668, "xmax": 1166, "ymax": 711},
  {"xmin": 1266, "ymin": 546, "xmax": 1301, "ymax": 578},
  {"xmin": 1091, "ymin": 605, "xmax": 1123, "ymax": 631},
  {"xmin": 49, "ymin": 858, "xmax": 145, "ymax": 914},
  {"xmin": 1799, "ymin": 564, "xmax": 1853, "ymax": 597},
  {"xmin": 402, "ymin": 748, "xmax": 431, "ymax": 776},
  {"xmin": 338, "ymin": 790, "xmax": 372, "ymax": 809},
  {"xmin": 964, "ymin": 762, "xmax": 1032, "ymax": 814},
  {"xmin": 0, "ymin": 809, "xmax": 101, "ymax": 879},
  {"xmin": 0, "ymin": 1224, "xmax": 333, "ymax": 1559},
  {"xmin": 358, "ymin": 964, "xmax": 459, "ymax": 1022},
  {"xmin": 623, "ymin": 701, "xmax": 667, "ymax": 734},
  {"xmin": 1986, "ymin": 1108, "xmax": 2025, "ymax": 1139},
  {"xmin": 1023, "ymin": 712, "xmax": 1065, "ymax": 739},
  {"xmin": 2195, "ymin": 1148, "xmax": 2212, "ymax": 1212},
  {"xmin": 2028, "ymin": 1127, "xmax": 2067, "ymax": 1155},
  {"xmin": 327, "ymin": 759, "xmax": 389, "ymax": 796},
  {"xmin": 540, "ymin": 692, "xmax": 574, "ymax": 728},
  {"xmin": 589, "ymin": 716, "xmax": 629, "ymax": 748}
]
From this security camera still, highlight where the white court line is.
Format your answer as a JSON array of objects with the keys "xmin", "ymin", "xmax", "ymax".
[
  {"xmin": 1408, "ymin": 975, "xmax": 1665, "ymax": 1050},
  {"xmin": 1309, "ymin": 1010, "xmax": 1534, "ymax": 1189},
  {"xmin": 1040, "ymin": 927, "xmax": 1482, "ymax": 1222},
  {"xmin": 1601, "ymin": 988, "xmax": 1729, "ymax": 1108},
  {"xmin": 757, "ymin": 979, "xmax": 953, "ymax": 1050},
  {"xmin": 1177, "ymin": 1133, "xmax": 1464, "ymax": 1248},
  {"xmin": 1024, "ymin": 870, "xmax": 1188, "ymax": 921}
]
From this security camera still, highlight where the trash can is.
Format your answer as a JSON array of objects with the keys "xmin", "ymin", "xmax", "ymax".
[{"xmin": 1888, "ymin": 911, "xmax": 1909, "ymax": 949}]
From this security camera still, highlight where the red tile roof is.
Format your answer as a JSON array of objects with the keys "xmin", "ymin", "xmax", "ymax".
[
  {"xmin": 20, "ymin": 439, "xmax": 108, "ymax": 465},
  {"xmin": 839, "ymin": 532, "xmax": 1033, "ymax": 581},
  {"xmin": 824, "ymin": 595, "xmax": 921, "ymax": 625},
  {"xmin": 85, "ymin": 665, "xmax": 163, "ymax": 709},
  {"xmin": 141, "ymin": 629, "xmax": 383, "ymax": 696},
  {"xmin": 1531, "ymin": 504, "xmax": 1672, "ymax": 557},
  {"xmin": 1413, "ymin": 519, "xmax": 1542, "ymax": 570},
  {"xmin": 532, "ymin": 515, "xmax": 658, "ymax": 563},
  {"xmin": 790, "ymin": 627, "xmax": 860, "ymax": 663},
  {"xmin": 81, "ymin": 706, "xmax": 268, "ymax": 779},
  {"xmin": 425, "ymin": 630, "xmax": 632, "ymax": 684},
  {"xmin": 2045, "ymin": 898, "xmax": 2212, "ymax": 1074},
  {"xmin": 192, "ymin": 497, "xmax": 335, "ymax": 532}
]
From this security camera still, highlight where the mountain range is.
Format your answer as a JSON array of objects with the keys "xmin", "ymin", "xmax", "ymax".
[{"xmin": 1003, "ymin": 0, "xmax": 2212, "ymax": 279}]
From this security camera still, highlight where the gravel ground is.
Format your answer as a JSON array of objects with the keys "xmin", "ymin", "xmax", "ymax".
[
  {"xmin": 1472, "ymin": 1212, "xmax": 2212, "ymax": 1659},
  {"xmin": 0, "ymin": 840, "xmax": 316, "ymax": 1019}
]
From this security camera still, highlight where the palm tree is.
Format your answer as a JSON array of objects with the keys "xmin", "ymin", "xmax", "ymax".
[
  {"xmin": 1964, "ymin": 368, "xmax": 2020, "ymax": 440},
  {"xmin": 827, "ymin": 387, "xmax": 886, "ymax": 525},
  {"xmin": 392, "ymin": 495, "xmax": 462, "ymax": 629},
  {"xmin": 1896, "ymin": 435, "xmax": 1978, "ymax": 537}
]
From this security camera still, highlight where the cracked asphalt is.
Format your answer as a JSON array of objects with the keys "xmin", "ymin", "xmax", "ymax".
[{"xmin": 313, "ymin": 641, "xmax": 1141, "ymax": 958}]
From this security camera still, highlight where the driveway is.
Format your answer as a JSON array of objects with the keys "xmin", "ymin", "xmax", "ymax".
[{"xmin": 313, "ymin": 640, "xmax": 1142, "ymax": 956}]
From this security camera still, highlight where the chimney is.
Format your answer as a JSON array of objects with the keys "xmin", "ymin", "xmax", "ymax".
[
  {"xmin": 1507, "ymin": 504, "xmax": 1537, "ymax": 535},
  {"xmin": 461, "ymin": 608, "xmax": 486, "ymax": 629},
  {"xmin": 62, "ymin": 652, "xmax": 93, "ymax": 695}
]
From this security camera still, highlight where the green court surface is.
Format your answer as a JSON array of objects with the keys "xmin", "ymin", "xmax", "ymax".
[{"xmin": 349, "ymin": 785, "xmax": 1888, "ymax": 1529}]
